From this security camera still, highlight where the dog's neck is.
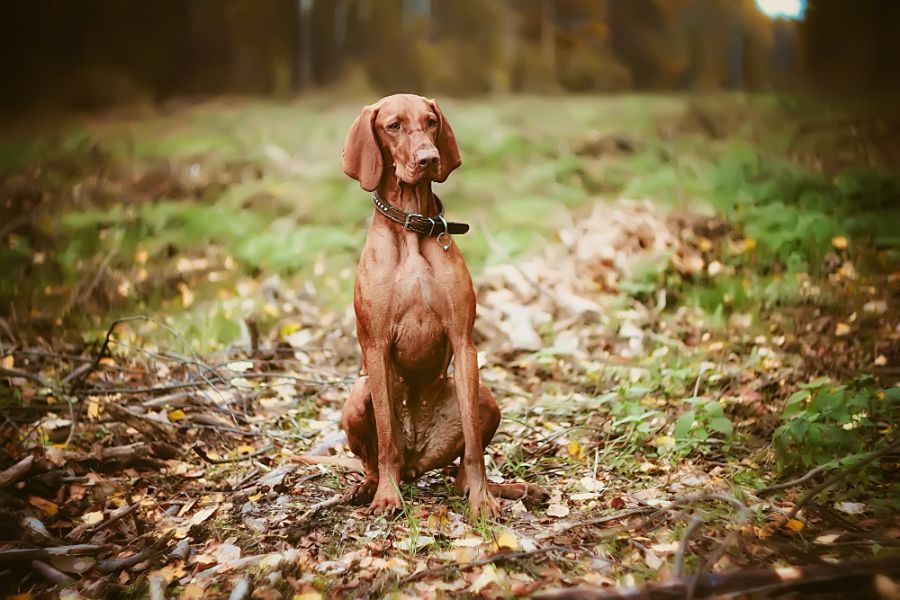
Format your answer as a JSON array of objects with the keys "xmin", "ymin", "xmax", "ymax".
[{"xmin": 376, "ymin": 172, "xmax": 438, "ymax": 218}]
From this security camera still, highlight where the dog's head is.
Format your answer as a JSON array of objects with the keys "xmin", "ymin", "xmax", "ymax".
[{"xmin": 342, "ymin": 94, "xmax": 461, "ymax": 191}]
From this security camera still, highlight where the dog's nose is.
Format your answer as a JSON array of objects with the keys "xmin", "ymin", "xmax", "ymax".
[{"xmin": 415, "ymin": 148, "xmax": 439, "ymax": 169}]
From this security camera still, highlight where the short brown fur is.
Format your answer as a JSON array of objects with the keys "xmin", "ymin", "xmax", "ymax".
[{"xmin": 340, "ymin": 94, "xmax": 534, "ymax": 517}]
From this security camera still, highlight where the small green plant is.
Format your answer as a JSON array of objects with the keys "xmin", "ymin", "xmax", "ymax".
[
  {"xmin": 673, "ymin": 397, "xmax": 734, "ymax": 453},
  {"xmin": 773, "ymin": 378, "xmax": 899, "ymax": 470}
]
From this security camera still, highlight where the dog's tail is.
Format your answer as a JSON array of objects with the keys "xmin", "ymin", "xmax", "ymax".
[{"xmin": 289, "ymin": 430, "xmax": 365, "ymax": 473}]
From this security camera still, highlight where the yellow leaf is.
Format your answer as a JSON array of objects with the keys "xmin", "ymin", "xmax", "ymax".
[
  {"xmin": 293, "ymin": 593, "xmax": 322, "ymax": 600},
  {"xmin": 1, "ymin": 355, "xmax": 13, "ymax": 369},
  {"xmin": 87, "ymin": 399, "xmax": 102, "ymax": 420},
  {"xmin": 831, "ymin": 236, "xmax": 848, "ymax": 250},
  {"xmin": 742, "ymin": 238, "xmax": 757, "ymax": 252},
  {"xmin": 99, "ymin": 357, "xmax": 116, "ymax": 367},
  {"xmin": 280, "ymin": 322, "xmax": 301, "ymax": 338},
  {"xmin": 835, "ymin": 322, "xmax": 851, "ymax": 337},
  {"xmin": 178, "ymin": 283, "xmax": 195, "ymax": 308},
  {"xmin": 235, "ymin": 445, "xmax": 255, "ymax": 456},
  {"xmin": 567, "ymin": 440, "xmax": 585, "ymax": 462},
  {"xmin": 28, "ymin": 496, "xmax": 58, "ymax": 517},
  {"xmin": 167, "ymin": 409, "xmax": 186, "ymax": 422},
  {"xmin": 653, "ymin": 435, "xmax": 675, "ymax": 449},
  {"xmin": 82, "ymin": 511, "xmax": 104, "ymax": 525},
  {"xmin": 135, "ymin": 249, "xmax": 148, "ymax": 264},
  {"xmin": 494, "ymin": 531, "xmax": 519, "ymax": 551},
  {"xmin": 784, "ymin": 519, "xmax": 804, "ymax": 533}
]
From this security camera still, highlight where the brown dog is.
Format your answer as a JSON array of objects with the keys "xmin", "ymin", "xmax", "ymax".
[{"xmin": 340, "ymin": 94, "xmax": 530, "ymax": 518}]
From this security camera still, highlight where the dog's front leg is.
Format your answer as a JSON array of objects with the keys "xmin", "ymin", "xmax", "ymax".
[
  {"xmin": 364, "ymin": 343, "xmax": 403, "ymax": 514},
  {"xmin": 451, "ymin": 335, "xmax": 501, "ymax": 519}
]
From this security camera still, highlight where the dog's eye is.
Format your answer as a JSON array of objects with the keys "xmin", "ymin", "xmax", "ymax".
[
  {"xmin": 387, "ymin": 122, "xmax": 401, "ymax": 131},
  {"xmin": 426, "ymin": 118, "xmax": 438, "ymax": 128}
]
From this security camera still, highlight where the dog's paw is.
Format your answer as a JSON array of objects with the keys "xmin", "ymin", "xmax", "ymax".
[
  {"xmin": 345, "ymin": 479, "xmax": 378, "ymax": 505},
  {"xmin": 469, "ymin": 490, "xmax": 502, "ymax": 520},
  {"xmin": 365, "ymin": 488, "xmax": 402, "ymax": 515}
]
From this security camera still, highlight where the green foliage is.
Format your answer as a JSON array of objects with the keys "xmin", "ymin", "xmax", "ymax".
[
  {"xmin": 773, "ymin": 378, "xmax": 899, "ymax": 470},
  {"xmin": 673, "ymin": 397, "xmax": 734, "ymax": 450}
]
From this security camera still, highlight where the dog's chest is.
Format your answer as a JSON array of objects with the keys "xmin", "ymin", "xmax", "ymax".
[{"xmin": 390, "ymin": 264, "xmax": 450, "ymax": 373}]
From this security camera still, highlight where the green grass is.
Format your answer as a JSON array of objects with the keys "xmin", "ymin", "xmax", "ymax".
[{"xmin": 2, "ymin": 94, "xmax": 898, "ymax": 348}]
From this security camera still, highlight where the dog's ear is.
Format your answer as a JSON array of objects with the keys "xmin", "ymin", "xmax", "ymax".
[
  {"xmin": 342, "ymin": 104, "xmax": 382, "ymax": 191},
  {"xmin": 430, "ymin": 99, "xmax": 461, "ymax": 183}
]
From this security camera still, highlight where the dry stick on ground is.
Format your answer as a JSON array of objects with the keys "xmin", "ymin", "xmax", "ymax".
[
  {"xmin": 0, "ymin": 544, "xmax": 104, "ymax": 562},
  {"xmin": 536, "ymin": 555, "xmax": 900, "ymax": 600},
  {"xmin": 66, "ymin": 315, "xmax": 235, "ymax": 422},
  {"xmin": 96, "ymin": 530, "xmax": 174, "ymax": 574},
  {"xmin": 192, "ymin": 442, "xmax": 275, "ymax": 464},
  {"xmin": 403, "ymin": 545, "xmax": 576, "ymax": 585},
  {"xmin": 780, "ymin": 437, "xmax": 900, "ymax": 526},
  {"xmin": 30, "ymin": 560, "xmax": 77, "ymax": 586},
  {"xmin": 545, "ymin": 507, "xmax": 657, "ymax": 539},
  {"xmin": 755, "ymin": 462, "xmax": 834, "ymax": 496},
  {"xmin": 674, "ymin": 515, "xmax": 704, "ymax": 577},
  {"xmin": 68, "ymin": 503, "xmax": 140, "ymax": 541},
  {"xmin": 0, "ymin": 454, "xmax": 34, "ymax": 488}
]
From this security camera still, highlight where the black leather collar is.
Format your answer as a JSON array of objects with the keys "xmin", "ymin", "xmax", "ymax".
[{"xmin": 371, "ymin": 191, "xmax": 470, "ymax": 237}]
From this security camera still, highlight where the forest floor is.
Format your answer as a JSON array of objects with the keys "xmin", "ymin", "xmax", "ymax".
[{"xmin": 1, "ymin": 94, "xmax": 899, "ymax": 599}]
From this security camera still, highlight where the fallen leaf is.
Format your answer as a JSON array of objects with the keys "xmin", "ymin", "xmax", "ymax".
[
  {"xmin": 189, "ymin": 505, "xmax": 218, "ymax": 527},
  {"xmin": 1, "ymin": 355, "xmax": 13, "ymax": 369},
  {"xmin": 226, "ymin": 360, "xmax": 254, "ymax": 372},
  {"xmin": 567, "ymin": 440, "xmax": 586, "ymax": 462},
  {"xmin": 168, "ymin": 409, "xmax": 186, "ymax": 422},
  {"xmin": 178, "ymin": 282, "xmax": 195, "ymax": 308},
  {"xmin": 834, "ymin": 502, "xmax": 865, "ymax": 515},
  {"xmin": 81, "ymin": 511, "xmax": 104, "ymax": 525},
  {"xmin": 28, "ymin": 496, "xmax": 58, "ymax": 517},
  {"xmin": 835, "ymin": 322, "xmax": 851, "ymax": 336},
  {"xmin": 546, "ymin": 503, "xmax": 570, "ymax": 518},
  {"xmin": 831, "ymin": 236, "xmax": 848, "ymax": 250},
  {"xmin": 784, "ymin": 519, "xmax": 805, "ymax": 533},
  {"xmin": 495, "ymin": 531, "xmax": 519, "ymax": 551}
]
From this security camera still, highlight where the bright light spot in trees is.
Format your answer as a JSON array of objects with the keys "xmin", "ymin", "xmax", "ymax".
[{"xmin": 755, "ymin": 0, "xmax": 806, "ymax": 19}]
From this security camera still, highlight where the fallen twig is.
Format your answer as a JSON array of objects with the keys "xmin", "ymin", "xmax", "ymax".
[
  {"xmin": 674, "ymin": 515, "xmax": 703, "ymax": 577},
  {"xmin": 193, "ymin": 442, "xmax": 275, "ymax": 464},
  {"xmin": 96, "ymin": 531, "xmax": 173, "ymax": 574},
  {"xmin": 544, "ymin": 507, "xmax": 657, "ymax": 539},
  {"xmin": 30, "ymin": 560, "xmax": 76, "ymax": 586},
  {"xmin": 403, "ymin": 544, "xmax": 575, "ymax": 585},
  {"xmin": 781, "ymin": 437, "xmax": 900, "ymax": 526},
  {"xmin": 535, "ymin": 555, "xmax": 900, "ymax": 599},
  {"xmin": 0, "ymin": 544, "xmax": 104, "ymax": 562},
  {"xmin": 755, "ymin": 461, "xmax": 834, "ymax": 496},
  {"xmin": 69, "ymin": 503, "xmax": 139, "ymax": 541},
  {"xmin": 0, "ymin": 455, "xmax": 35, "ymax": 488}
]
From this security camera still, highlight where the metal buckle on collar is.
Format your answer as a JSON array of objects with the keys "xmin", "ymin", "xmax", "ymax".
[{"xmin": 404, "ymin": 212, "xmax": 423, "ymax": 232}]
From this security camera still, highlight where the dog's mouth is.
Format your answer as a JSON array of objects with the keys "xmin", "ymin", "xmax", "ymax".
[{"xmin": 396, "ymin": 162, "xmax": 438, "ymax": 184}]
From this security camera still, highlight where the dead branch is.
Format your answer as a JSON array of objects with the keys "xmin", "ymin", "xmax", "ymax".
[
  {"xmin": 674, "ymin": 515, "xmax": 703, "ymax": 577},
  {"xmin": 30, "ymin": 560, "xmax": 77, "ymax": 586},
  {"xmin": 403, "ymin": 545, "xmax": 576, "ymax": 585},
  {"xmin": 68, "ymin": 503, "xmax": 139, "ymax": 541},
  {"xmin": 192, "ymin": 442, "xmax": 274, "ymax": 464},
  {"xmin": 96, "ymin": 530, "xmax": 173, "ymax": 574},
  {"xmin": 781, "ymin": 437, "xmax": 900, "ymax": 526},
  {"xmin": 105, "ymin": 404, "xmax": 177, "ymax": 441},
  {"xmin": 0, "ymin": 544, "xmax": 104, "ymax": 562},
  {"xmin": 0, "ymin": 366, "xmax": 52, "ymax": 388},
  {"xmin": 543, "ymin": 507, "xmax": 658, "ymax": 539},
  {"xmin": 535, "ymin": 555, "xmax": 900, "ymax": 599},
  {"xmin": 0, "ymin": 455, "xmax": 34, "ymax": 488},
  {"xmin": 169, "ymin": 539, "xmax": 190, "ymax": 562},
  {"xmin": 755, "ymin": 461, "xmax": 833, "ymax": 496}
]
